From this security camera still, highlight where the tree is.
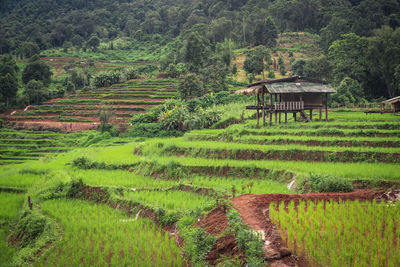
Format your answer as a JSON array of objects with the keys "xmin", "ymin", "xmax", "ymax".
[
  {"xmin": 216, "ymin": 38, "xmax": 235, "ymax": 67},
  {"xmin": 182, "ymin": 32, "xmax": 210, "ymax": 72},
  {"xmin": 16, "ymin": 42, "xmax": 40, "ymax": 59},
  {"xmin": 278, "ymin": 54, "xmax": 286, "ymax": 75},
  {"xmin": 98, "ymin": 106, "xmax": 116, "ymax": 134},
  {"xmin": 0, "ymin": 54, "xmax": 19, "ymax": 108},
  {"xmin": 22, "ymin": 57, "xmax": 52, "ymax": 86},
  {"xmin": 331, "ymin": 77, "xmax": 365, "ymax": 106},
  {"xmin": 201, "ymin": 55, "xmax": 230, "ymax": 92},
  {"xmin": 253, "ymin": 17, "xmax": 278, "ymax": 47},
  {"xmin": 86, "ymin": 35, "xmax": 100, "ymax": 51},
  {"xmin": 178, "ymin": 73, "xmax": 204, "ymax": 99},
  {"xmin": 290, "ymin": 59, "xmax": 307, "ymax": 76},
  {"xmin": 303, "ymin": 56, "xmax": 332, "ymax": 81},
  {"xmin": 0, "ymin": 73, "xmax": 18, "ymax": 108},
  {"xmin": 24, "ymin": 80, "xmax": 48, "ymax": 104},
  {"xmin": 367, "ymin": 26, "xmax": 400, "ymax": 97},
  {"xmin": 328, "ymin": 33, "xmax": 369, "ymax": 85},
  {"xmin": 243, "ymin": 46, "xmax": 271, "ymax": 80},
  {"xmin": 0, "ymin": 54, "xmax": 19, "ymax": 77}
]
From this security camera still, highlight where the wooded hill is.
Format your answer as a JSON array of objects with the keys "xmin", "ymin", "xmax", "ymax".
[{"xmin": 1, "ymin": 0, "xmax": 399, "ymax": 52}]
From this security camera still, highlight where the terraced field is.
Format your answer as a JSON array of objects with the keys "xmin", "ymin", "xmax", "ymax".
[
  {"xmin": 0, "ymin": 128, "xmax": 91, "ymax": 165},
  {"xmin": 2, "ymin": 79, "xmax": 178, "ymax": 132},
  {"xmin": 1, "ymin": 110, "xmax": 399, "ymax": 266}
]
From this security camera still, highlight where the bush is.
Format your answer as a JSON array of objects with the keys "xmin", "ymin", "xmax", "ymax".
[
  {"xmin": 122, "ymin": 123, "xmax": 182, "ymax": 138},
  {"xmin": 13, "ymin": 211, "xmax": 46, "ymax": 248},
  {"xmin": 297, "ymin": 173, "xmax": 353, "ymax": 193},
  {"xmin": 177, "ymin": 216, "xmax": 216, "ymax": 266}
]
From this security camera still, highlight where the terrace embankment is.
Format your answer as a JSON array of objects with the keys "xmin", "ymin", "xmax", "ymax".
[
  {"xmin": 220, "ymin": 189, "xmax": 397, "ymax": 266},
  {"xmin": 195, "ymin": 207, "xmax": 244, "ymax": 265}
]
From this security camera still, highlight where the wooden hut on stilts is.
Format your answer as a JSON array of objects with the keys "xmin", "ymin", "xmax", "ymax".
[{"xmin": 236, "ymin": 76, "xmax": 336, "ymax": 126}]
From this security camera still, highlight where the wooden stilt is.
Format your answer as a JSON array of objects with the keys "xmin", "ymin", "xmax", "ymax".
[
  {"xmin": 285, "ymin": 111, "xmax": 287, "ymax": 123},
  {"xmin": 319, "ymin": 108, "xmax": 322, "ymax": 121},
  {"xmin": 293, "ymin": 112, "xmax": 297, "ymax": 122},
  {"xmin": 325, "ymin": 93, "xmax": 328, "ymax": 121},
  {"xmin": 262, "ymin": 91, "xmax": 265, "ymax": 126},
  {"xmin": 262, "ymin": 108, "xmax": 265, "ymax": 125},
  {"xmin": 309, "ymin": 109, "xmax": 313, "ymax": 121},
  {"xmin": 275, "ymin": 111, "xmax": 277, "ymax": 125},
  {"xmin": 269, "ymin": 93, "xmax": 273, "ymax": 126},
  {"xmin": 279, "ymin": 112, "xmax": 281, "ymax": 124},
  {"xmin": 256, "ymin": 107, "xmax": 259, "ymax": 127}
]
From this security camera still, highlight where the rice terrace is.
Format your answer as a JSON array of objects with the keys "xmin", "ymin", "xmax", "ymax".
[{"xmin": 1, "ymin": 0, "xmax": 400, "ymax": 266}]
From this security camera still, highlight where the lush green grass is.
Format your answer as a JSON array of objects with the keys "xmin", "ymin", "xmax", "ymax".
[
  {"xmin": 270, "ymin": 200, "xmax": 400, "ymax": 267},
  {"xmin": 183, "ymin": 175, "xmax": 291, "ymax": 195},
  {"xmin": 122, "ymin": 190, "xmax": 215, "ymax": 212},
  {"xmin": 35, "ymin": 199, "xmax": 184, "ymax": 267},
  {"xmin": 141, "ymin": 156, "xmax": 400, "ymax": 182},
  {"xmin": 141, "ymin": 138, "xmax": 400, "ymax": 154},
  {"xmin": 71, "ymin": 169, "xmax": 175, "ymax": 189},
  {"xmin": 0, "ymin": 192, "xmax": 25, "ymax": 221},
  {"xmin": 0, "ymin": 192, "xmax": 25, "ymax": 267},
  {"xmin": 0, "ymin": 129, "xmax": 93, "ymax": 165}
]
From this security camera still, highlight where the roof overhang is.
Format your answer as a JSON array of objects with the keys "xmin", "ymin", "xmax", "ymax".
[{"xmin": 235, "ymin": 76, "xmax": 336, "ymax": 95}]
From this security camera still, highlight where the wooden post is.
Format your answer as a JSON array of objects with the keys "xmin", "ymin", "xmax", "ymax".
[
  {"xmin": 309, "ymin": 109, "xmax": 313, "ymax": 121},
  {"xmin": 256, "ymin": 94, "xmax": 260, "ymax": 127},
  {"xmin": 285, "ymin": 111, "xmax": 287, "ymax": 123},
  {"xmin": 274, "ymin": 95, "xmax": 277, "ymax": 125},
  {"xmin": 319, "ymin": 108, "xmax": 322, "ymax": 121},
  {"xmin": 325, "ymin": 93, "xmax": 328, "ymax": 121},
  {"xmin": 293, "ymin": 112, "xmax": 297, "ymax": 122},
  {"xmin": 278, "ymin": 94, "xmax": 281, "ymax": 124},
  {"xmin": 262, "ymin": 91, "xmax": 265, "ymax": 126},
  {"xmin": 269, "ymin": 93, "xmax": 273, "ymax": 126},
  {"xmin": 28, "ymin": 196, "xmax": 32, "ymax": 210}
]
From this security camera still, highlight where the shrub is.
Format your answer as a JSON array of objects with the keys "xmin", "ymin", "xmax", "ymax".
[
  {"xmin": 13, "ymin": 211, "xmax": 47, "ymax": 248},
  {"xmin": 297, "ymin": 173, "xmax": 353, "ymax": 193},
  {"xmin": 178, "ymin": 216, "xmax": 216, "ymax": 266},
  {"xmin": 123, "ymin": 123, "xmax": 182, "ymax": 138},
  {"xmin": 227, "ymin": 209, "xmax": 263, "ymax": 266},
  {"xmin": 66, "ymin": 179, "xmax": 85, "ymax": 198}
]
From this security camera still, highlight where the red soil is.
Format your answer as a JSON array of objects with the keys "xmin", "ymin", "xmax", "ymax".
[
  {"xmin": 195, "ymin": 207, "xmax": 244, "ymax": 265},
  {"xmin": 196, "ymin": 207, "xmax": 229, "ymax": 236}
]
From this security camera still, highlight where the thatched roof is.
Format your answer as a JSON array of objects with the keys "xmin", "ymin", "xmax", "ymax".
[
  {"xmin": 382, "ymin": 96, "xmax": 400, "ymax": 104},
  {"xmin": 235, "ymin": 76, "xmax": 336, "ymax": 95}
]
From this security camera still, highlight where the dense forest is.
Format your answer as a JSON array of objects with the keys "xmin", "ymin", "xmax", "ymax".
[{"xmin": 0, "ymin": 0, "xmax": 400, "ymax": 109}]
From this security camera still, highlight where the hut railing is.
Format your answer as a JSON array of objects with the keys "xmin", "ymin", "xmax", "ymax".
[{"xmin": 274, "ymin": 101, "xmax": 304, "ymax": 111}]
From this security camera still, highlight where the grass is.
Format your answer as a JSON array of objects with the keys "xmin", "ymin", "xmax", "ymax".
[
  {"xmin": 0, "ymin": 192, "xmax": 25, "ymax": 267},
  {"xmin": 0, "ymin": 192, "xmax": 25, "ymax": 221},
  {"xmin": 122, "ymin": 190, "xmax": 215, "ymax": 212},
  {"xmin": 270, "ymin": 200, "xmax": 400, "ymax": 267},
  {"xmin": 35, "ymin": 199, "xmax": 184, "ymax": 266}
]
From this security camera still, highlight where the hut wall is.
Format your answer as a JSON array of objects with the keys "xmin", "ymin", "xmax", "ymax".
[
  {"xmin": 392, "ymin": 102, "xmax": 400, "ymax": 112},
  {"xmin": 303, "ymin": 93, "xmax": 322, "ymax": 107},
  {"xmin": 281, "ymin": 93, "xmax": 322, "ymax": 107}
]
